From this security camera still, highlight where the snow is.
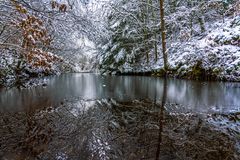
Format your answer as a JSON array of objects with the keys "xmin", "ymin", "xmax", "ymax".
[
  {"xmin": 167, "ymin": 23, "xmax": 240, "ymax": 80},
  {"xmin": 0, "ymin": 47, "xmax": 70, "ymax": 86},
  {"xmin": 110, "ymin": 20, "xmax": 121, "ymax": 29},
  {"xmin": 114, "ymin": 48, "xmax": 125, "ymax": 63},
  {"xmin": 98, "ymin": 16, "xmax": 240, "ymax": 81}
]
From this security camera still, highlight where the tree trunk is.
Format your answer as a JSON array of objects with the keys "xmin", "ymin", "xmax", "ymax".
[
  {"xmin": 141, "ymin": 0, "xmax": 149, "ymax": 63},
  {"xmin": 159, "ymin": 0, "xmax": 168, "ymax": 72},
  {"xmin": 150, "ymin": 0, "xmax": 158, "ymax": 62}
]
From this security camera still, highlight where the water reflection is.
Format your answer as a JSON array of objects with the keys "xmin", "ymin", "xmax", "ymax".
[
  {"xmin": 0, "ymin": 73, "xmax": 240, "ymax": 113},
  {"xmin": 0, "ymin": 99, "xmax": 239, "ymax": 160},
  {"xmin": 155, "ymin": 77, "xmax": 167, "ymax": 160}
]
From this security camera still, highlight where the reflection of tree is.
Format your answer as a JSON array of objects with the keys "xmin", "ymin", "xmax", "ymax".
[
  {"xmin": 0, "ymin": 109, "xmax": 53, "ymax": 158},
  {"xmin": 22, "ymin": 110, "xmax": 53, "ymax": 157},
  {"xmin": 0, "ymin": 98, "xmax": 238, "ymax": 159},
  {"xmin": 155, "ymin": 77, "xmax": 167, "ymax": 160},
  {"xmin": 105, "ymin": 99, "xmax": 161, "ymax": 159}
]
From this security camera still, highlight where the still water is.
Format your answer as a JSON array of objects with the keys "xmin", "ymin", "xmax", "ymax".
[
  {"xmin": 0, "ymin": 73, "xmax": 240, "ymax": 160},
  {"xmin": 0, "ymin": 73, "xmax": 239, "ymax": 113}
]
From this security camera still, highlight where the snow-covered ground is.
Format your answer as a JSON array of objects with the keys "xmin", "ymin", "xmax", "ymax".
[
  {"xmin": 102, "ymin": 16, "xmax": 240, "ymax": 81},
  {"xmin": 0, "ymin": 50, "xmax": 73, "ymax": 87},
  {"xmin": 168, "ymin": 16, "xmax": 240, "ymax": 81}
]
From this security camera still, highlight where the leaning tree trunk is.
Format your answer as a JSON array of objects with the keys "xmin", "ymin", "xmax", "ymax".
[{"xmin": 159, "ymin": 0, "xmax": 168, "ymax": 72}]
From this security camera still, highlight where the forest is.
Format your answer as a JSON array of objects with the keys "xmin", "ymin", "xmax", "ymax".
[
  {"xmin": 0, "ymin": 0, "xmax": 239, "ymax": 86},
  {"xmin": 0, "ymin": 0, "xmax": 240, "ymax": 160}
]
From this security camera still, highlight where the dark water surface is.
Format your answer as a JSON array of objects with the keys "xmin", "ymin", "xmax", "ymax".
[
  {"xmin": 0, "ymin": 73, "xmax": 240, "ymax": 160},
  {"xmin": 0, "ymin": 73, "xmax": 239, "ymax": 113}
]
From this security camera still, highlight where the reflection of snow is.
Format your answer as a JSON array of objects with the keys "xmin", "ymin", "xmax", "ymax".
[
  {"xmin": 69, "ymin": 100, "xmax": 96, "ymax": 116},
  {"xmin": 56, "ymin": 152, "xmax": 68, "ymax": 160},
  {"xmin": 90, "ymin": 131, "xmax": 111, "ymax": 160},
  {"xmin": 66, "ymin": 98, "xmax": 111, "ymax": 160}
]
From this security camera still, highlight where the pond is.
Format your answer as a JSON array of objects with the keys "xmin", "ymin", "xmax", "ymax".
[{"xmin": 0, "ymin": 73, "xmax": 240, "ymax": 160}]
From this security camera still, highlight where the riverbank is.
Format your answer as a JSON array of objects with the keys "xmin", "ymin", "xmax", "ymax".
[
  {"xmin": 0, "ymin": 51, "xmax": 74, "ymax": 88},
  {"xmin": 99, "ymin": 16, "xmax": 240, "ymax": 82}
]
